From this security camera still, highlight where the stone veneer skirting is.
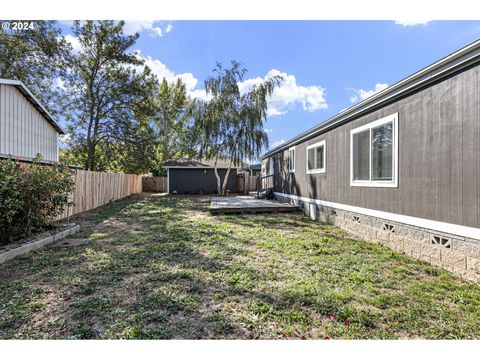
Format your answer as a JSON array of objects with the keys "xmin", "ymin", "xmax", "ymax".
[{"xmin": 275, "ymin": 193, "xmax": 480, "ymax": 282}]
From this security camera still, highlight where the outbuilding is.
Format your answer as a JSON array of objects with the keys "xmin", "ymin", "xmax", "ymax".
[
  {"xmin": 0, "ymin": 79, "xmax": 64, "ymax": 163},
  {"xmin": 164, "ymin": 159, "xmax": 237, "ymax": 194}
]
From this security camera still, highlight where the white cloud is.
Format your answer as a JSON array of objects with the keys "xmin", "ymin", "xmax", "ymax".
[
  {"xmin": 238, "ymin": 69, "xmax": 328, "ymax": 117},
  {"xmin": 133, "ymin": 54, "xmax": 327, "ymax": 116},
  {"xmin": 133, "ymin": 50, "xmax": 212, "ymax": 100},
  {"xmin": 394, "ymin": 20, "xmax": 430, "ymax": 27},
  {"xmin": 264, "ymin": 128, "xmax": 273, "ymax": 133},
  {"xmin": 348, "ymin": 83, "xmax": 389, "ymax": 103},
  {"xmin": 270, "ymin": 139, "xmax": 285, "ymax": 149},
  {"xmin": 124, "ymin": 21, "xmax": 173, "ymax": 37},
  {"xmin": 64, "ymin": 34, "xmax": 82, "ymax": 53}
]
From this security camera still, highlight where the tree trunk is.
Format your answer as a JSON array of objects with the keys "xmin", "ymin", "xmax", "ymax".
[
  {"xmin": 85, "ymin": 112, "xmax": 94, "ymax": 170},
  {"xmin": 213, "ymin": 157, "xmax": 222, "ymax": 195},
  {"xmin": 86, "ymin": 117, "xmax": 100, "ymax": 171},
  {"xmin": 221, "ymin": 161, "xmax": 233, "ymax": 195},
  {"xmin": 85, "ymin": 82, "xmax": 97, "ymax": 170}
]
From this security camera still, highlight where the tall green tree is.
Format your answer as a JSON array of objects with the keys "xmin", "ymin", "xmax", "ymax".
[
  {"xmin": 0, "ymin": 20, "xmax": 70, "ymax": 115},
  {"xmin": 64, "ymin": 20, "xmax": 157, "ymax": 172},
  {"xmin": 151, "ymin": 78, "xmax": 198, "ymax": 175},
  {"xmin": 100, "ymin": 102, "xmax": 157, "ymax": 174},
  {"xmin": 194, "ymin": 61, "xmax": 281, "ymax": 195}
]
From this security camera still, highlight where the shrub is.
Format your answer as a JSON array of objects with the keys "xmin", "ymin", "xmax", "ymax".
[{"xmin": 0, "ymin": 156, "xmax": 75, "ymax": 244}]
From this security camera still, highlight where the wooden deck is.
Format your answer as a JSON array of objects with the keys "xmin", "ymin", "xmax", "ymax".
[{"xmin": 210, "ymin": 196, "xmax": 298, "ymax": 214}]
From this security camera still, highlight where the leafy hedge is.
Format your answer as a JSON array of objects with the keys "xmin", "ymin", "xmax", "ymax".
[{"xmin": 0, "ymin": 157, "xmax": 75, "ymax": 245}]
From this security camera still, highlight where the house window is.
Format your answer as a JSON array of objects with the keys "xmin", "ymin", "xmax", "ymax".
[
  {"xmin": 261, "ymin": 159, "xmax": 267, "ymax": 176},
  {"xmin": 350, "ymin": 113, "xmax": 398, "ymax": 187},
  {"xmin": 261, "ymin": 157, "xmax": 275, "ymax": 176},
  {"xmin": 288, "ymin": 147, "xmax": 295, "ymax": 173},
  {"xmin": 306, "ymin": 140, "xmax": 326, "ymax": 174}
]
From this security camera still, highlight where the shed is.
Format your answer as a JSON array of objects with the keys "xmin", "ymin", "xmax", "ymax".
[
  {"xmin": 164, "ymin": 159, "xmax": 237, "ymax": 194},
  {"xmin": 0, "ymin": 79, "xmax": 64, "ymax": 163}
]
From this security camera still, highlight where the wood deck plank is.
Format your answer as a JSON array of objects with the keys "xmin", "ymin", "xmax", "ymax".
[{"xmin": 210, "ymin": 196, "xmax": 297, "ymax": 214}]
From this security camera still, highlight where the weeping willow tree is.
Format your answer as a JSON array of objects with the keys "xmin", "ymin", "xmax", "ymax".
[{"xmin": 194, "ymin": 61, "xmax": 281, "ymax": 195}]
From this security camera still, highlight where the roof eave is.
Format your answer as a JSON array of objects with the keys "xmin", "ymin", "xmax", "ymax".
[{"xmin": 0, "ymin": 79, "xmax": 65, "ymax": 135}]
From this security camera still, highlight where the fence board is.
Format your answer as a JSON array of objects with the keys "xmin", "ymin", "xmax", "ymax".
[
  {"xmin": 57, "ymin": 169, "xmax": 143, "ymax": 220},
  {"xmin": 142, "ymin": 176, "xmax": 167, "ymax": 192},
  {"xmin": 247, "ymin": 175, "xmax": 258, "ymax": 191},
  {"xmin": 235, "ymin": 174, "xmax": 259, "ymax": 194}
]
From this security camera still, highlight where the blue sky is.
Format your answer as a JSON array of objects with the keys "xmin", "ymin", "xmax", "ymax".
[{"xmin": 59, "ymin": 20, "xmax": 480, "ymax": 151}]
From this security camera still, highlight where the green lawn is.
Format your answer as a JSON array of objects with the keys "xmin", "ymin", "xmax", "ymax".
[{"xmin": 1, "ymin": 194, "xmax": 479, "ymax": 339}]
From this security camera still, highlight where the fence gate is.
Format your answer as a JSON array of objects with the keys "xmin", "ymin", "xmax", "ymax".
[
  {"xmin": 236, "ymin": 174, "xmax": 259, "ymax": 194},
  {"xmin": 247, "ymin": 175, "xmax": 258, "ymax": 191},
  {"xmin": 236, "ymin": 174, "xmax": 245, "ymax": 194}
]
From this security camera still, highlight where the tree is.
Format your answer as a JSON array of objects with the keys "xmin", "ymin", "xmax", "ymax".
[
  {"xmin": 63, "ymin": 20, "xmax": 157, "ymax": 172},
  {"xmin": 151, "ymin": 78, "xmax": 198, "ymax": 175},
  {"xmin": 194, "ymin": 61, "xmax": 281, "ymax": 195},
  {"xmin": 0, "ymin": 20, "xmax": 70, "ymax": 115},
  {"xmin": 99, "ymin": 103, "xmax": 157, "ymax": 174}
]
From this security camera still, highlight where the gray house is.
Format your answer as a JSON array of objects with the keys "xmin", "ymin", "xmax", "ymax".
[
  {"xmin": 164, "ymin": 159, "xmax": 237, "ymax": 194},
  {"xmin": 261, "ymin": 39, "xmax": 480, "ymax": 281},
  {"xmin": 0, "ymin": 79, "xmax": 64, "ymax": 163}
]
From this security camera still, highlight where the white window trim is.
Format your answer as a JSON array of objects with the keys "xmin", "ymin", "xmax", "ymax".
[
  {"xmin": 268, "ymin": 157, "xmax": 274, "ymax": 176},
  {"xmin": 306, "ymin": 140, "xmax": 326, "ymax": 174},
  {"xmin": 288, "ymin": 146, "xmax": 295, "ymax": 173},
  {"xmin": 350, "ymin": 112, "xmax": 398, "ymax": 188}
]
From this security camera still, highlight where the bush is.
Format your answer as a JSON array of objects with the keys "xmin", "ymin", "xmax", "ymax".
[{"xmin": 0, "ymin": 157, "xmax": 75, "ymax": 244}]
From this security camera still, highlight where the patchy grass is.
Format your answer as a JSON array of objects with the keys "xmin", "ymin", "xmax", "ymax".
[{"xmin": 1, "ymin": 194, "xmax": 479, "ymax": 339}]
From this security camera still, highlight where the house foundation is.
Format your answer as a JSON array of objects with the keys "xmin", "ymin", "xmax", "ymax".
[{"xmin": 276, "ymin": 194, "xmax": 480, "ymax": 282}]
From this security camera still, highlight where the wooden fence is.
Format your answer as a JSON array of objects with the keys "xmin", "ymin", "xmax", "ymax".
[
  {"xmin": 59, "ymin": 169, "xmax": 143, "ymax": 220},
  {"xmin": 246, "ymin": 175, "xmax": 258, "ymax": 191},
  {"xmin": 142, "ymin": 176, "xmax": 168, "ymax": 192},
  {"xmin": 236, "ymin": 174, "xmax": 259, "ymax": 194}
]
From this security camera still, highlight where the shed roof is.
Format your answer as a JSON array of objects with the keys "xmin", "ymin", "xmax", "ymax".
[
  {"xmin": 261, "ymin": 38, "xmax": 480, "ymax": 159},
  {"xmin": 163, "ymin": 158, "xmax": 237, "ymax": 169},
  {"xmin": 0, "ymin": 79, "xmax": 65, "ymax": 134}
]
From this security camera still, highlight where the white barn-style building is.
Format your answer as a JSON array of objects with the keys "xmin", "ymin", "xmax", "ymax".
[{"xmin": 0, "ymin": 79, "xmax": 64, "ymax": 163}]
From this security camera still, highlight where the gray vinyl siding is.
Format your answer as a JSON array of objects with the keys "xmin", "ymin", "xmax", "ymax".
[
  {"xmin": 269, "ymin": 63, "xmax": 480, "ymax": 229},
  {"xmin": 0, "ymin": 84, "xmax": 58, "ymax": 162},
  {"xmin": 169, "ymin": 168, "xmax": 237, "ymax": 194}
]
